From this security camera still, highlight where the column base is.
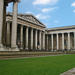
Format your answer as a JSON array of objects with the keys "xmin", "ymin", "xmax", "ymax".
[
  {"xmin": 25, "ymin": 48, "xmax": 28, "ymax": 50},
  {"xmin": 11, "ymin": 46, "xmax": 20, "ymax": 51},
  {"xmin": 0, "ymin": 43, "xmax": 3, "ymax": 47},
  {"xmin": 51, "ymin": 50, "xmax": 53, "ymax": 52},
  {"xmin": 35, "ymin": 48, "xmax": 37, "ymax": 50},
  {"xmin": 47, "ymin": 49, "xmax": 48, "ymax": 51},
  {"xmin": 0, "ymin": 44, "xmax": 5, "ymax": 51},
  {"xmin": 20, "ymin": 47, "xmax": 23, "ymax": 50},
  {"xmin": 68, "ymin": 49, "xmax": 70, "ymax": 51}
]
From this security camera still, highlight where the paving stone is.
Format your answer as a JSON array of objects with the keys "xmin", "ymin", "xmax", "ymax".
[{"xmin": 60, "ymin": 68, "xmax": 75, "ymax": 75}]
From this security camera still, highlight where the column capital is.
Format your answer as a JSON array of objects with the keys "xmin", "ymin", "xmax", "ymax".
[
  {"xmin": 21, "ymin": 25, "xmax": 23, "ymax": 27},
  {"xmin": 51, "ymin": 33, "xmax": 53, "ymax": 35},
  {"xmin": 39, "ymin": 30, "xmax": 42, "ymax": 33},
  {"xmin": 62, "ymin": 33, "xmax": 64, "ymax": 34},
  {"xmin": 31, "ymin": 27, "xmax": 33, "ymax": 30},
  {"xmin": 67, "ymin": 32, "xmax": 70, "ymax": 34},
  {"xmin": 6, "ymin": 21, "xmax": 11, "ymax": 24},
  {"xmin": 26, "ymin": 26, "xmax": 29, "ymax": 28},
  {"xmin": 56, "ymin": 33, "xmax": 59, "ymax": 35}
]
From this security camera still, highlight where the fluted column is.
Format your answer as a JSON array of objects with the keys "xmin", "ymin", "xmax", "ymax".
[
  {"xmin": 68, "ymin": 32, "xmax": 70, "ymax": 50},
  {"xmin": 51, "ymin": 34, "xmax": 53, "ymax": 51},
  {"xmin": 39, "ymin": 31, "xmax": 41, "ymax": 50},
  {"xmin": 57, "ymin": 33, "xmax": 59, "ymax": 50},
  {"xmin": 31, "ymin": 28, "xmax": 33, "ymax": 50},
  {"xmin": 35, "ymin": 30, "xmax": 37, "ymax": 50},
  {"xmin": 26, "ymin": 27, "xmax": 28, "ymax": 50},
  {"xmin": 43, "ymin": 32, "xmax": 45, "ymax": 50},
  {"xmin": 47, "ymin": 35, "xmax": 48, "ymax": 51},
  {"xmin": 0, "ymin": 0, "xmax": 4, "ymax": 48},
  {"xmin": 20, "ymin": 25, "xmax": 23, "ymax": 49},
  {"xmin": 62, "ymin": 33, "xmax": 64, "ymax": 50},
  {"xmin": 74, "ymin": 32, "xmax": 75, "ymax": 49},
  {"xmin": 6, "ymin": 22, "xmax": 10, "ymax": 47},
  {"xmin": 2, "ymin": 3, "xmax": 7, "ymax": 46},
  {"xmin": 11, "ymin": 1, "xmax": 18, "ymax": 50}
]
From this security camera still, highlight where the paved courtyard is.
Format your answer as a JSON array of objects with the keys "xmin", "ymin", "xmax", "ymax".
[{"xmin": 60, "ymin": 68, "xmax": 75, "ymax": 75}]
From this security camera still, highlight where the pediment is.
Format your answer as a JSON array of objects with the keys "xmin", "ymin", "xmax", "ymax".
[{"xmin": 18, "ymin": 14, "xmax": 46, "ymax": 27}]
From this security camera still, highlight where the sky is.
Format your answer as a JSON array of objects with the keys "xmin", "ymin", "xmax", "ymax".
[{"xmin": 7, "ymin": 0, "xmax": 75, "ymax": 28}]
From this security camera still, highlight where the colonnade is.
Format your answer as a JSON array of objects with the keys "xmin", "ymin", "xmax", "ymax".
[
  {"xmin": 0, "ymin": 0, "xmax": 75, "ymax": 52},
  {"xmin": 6, "ymin": 22, "xmax": 45, "ymax": 51},
  {"xmin": 0, "ymin": 0, "xmax": 46, "ymax": 51},
  {"xmin": 46, "ymin": 32, "xmax": 75, "ymax": 51}
]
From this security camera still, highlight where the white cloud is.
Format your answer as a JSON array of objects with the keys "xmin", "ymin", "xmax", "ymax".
[
  {"xmin": 33, "ymin": 0, "xmax": 58, "ymax": 5},
  {"xmin": 73, "ymin": 10, "xmax": 75, "ymax": 13},
  {"xmin": 72, "ymin": 2, "xmax": 75, "ymax": 7},
  {"xmin": 42, "ymin": 7, "xmax": 58, "ymax": 13},
  {"xmin": 54, "ymin": 20, "xmax": 59, "ymax": 24},
  {"xmin": 36, "ymin": 14, "xmax": 50, "ymax": 20},
  {"xmin": 26, "ymin": 11, "xmax": 33, "ymax": 14}
]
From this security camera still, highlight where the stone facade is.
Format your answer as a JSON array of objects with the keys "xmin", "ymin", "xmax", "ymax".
[{"xmin": 0, "ymin": 0, "xmax": 75, "ymax": 51}]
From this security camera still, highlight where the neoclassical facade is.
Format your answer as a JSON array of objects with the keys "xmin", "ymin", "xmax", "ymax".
[
  {"xmin": 46, "ymin": 26, "xmax": 75, "ymax": 51},
  {"xmin": 0, "ymin": 0, "xmax": 75, "ymax": 51},
  {"xmin": 6, "ymin": 13, "xmax": 46, "ymax": 51}
]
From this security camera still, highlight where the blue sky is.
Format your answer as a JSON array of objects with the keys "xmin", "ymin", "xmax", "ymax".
[{"xmin": 7, "ymin": 0, "xmax": 75, "ymax": 28}]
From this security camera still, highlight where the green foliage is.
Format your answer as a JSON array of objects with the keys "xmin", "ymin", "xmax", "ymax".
[{"xmin": 0, "ymin": 55, "xmax": 75, "ymax": 75}]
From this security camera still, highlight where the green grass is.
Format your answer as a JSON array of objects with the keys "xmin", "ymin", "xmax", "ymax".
[{"xmin": 0, "ymin": 55, "xmax": 75, "ymax": 75}]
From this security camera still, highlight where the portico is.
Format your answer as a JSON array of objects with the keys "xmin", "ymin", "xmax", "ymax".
[
  {"xmin": 0, "ymin": 0, "xmax": 75, "ymax": 52},
  {"xmin": 47, "ymin": 27, "xmax": 75, "ymax": 51},
  {"xmin": 0, "ymin": 0, "xmax": 20, "ymax": 51}
]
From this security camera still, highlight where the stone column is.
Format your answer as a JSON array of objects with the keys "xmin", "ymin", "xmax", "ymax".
[
  {"xmin": 39, "ymin": 31, "xmax": 41, "ymax": 50},
  {"xmin": 57, "ymin": 33, "xmax": 59, "ymax": 50},
  {"xmin": 43, "ymin": 32, "xmax": 45, "ymax": 50},
  {"xmin": 31, "ymin": 28, "xmax": 33, "ymax": 50},
  {"xmin": 62, "ymin": 33, "xmax": 64, "ymax": 50},
  {"xmin": 0, "ymin": 0, "xmax": 4, "ymax": 48},
  {"xmin": 35, "ymin": 30, "xmax": 37, "ymax": 50},
  {"xmin": 11, "ymin": 1, "xmax": 19, "ymax": 51},
  {"xmin": 51, "ymin": 34, "xmax": 53, "ymax": 51},
  {"xmin": 6, "ymin": 22, "xmax": 11, "ymax": 47},
  {"xmin": 74, "ymin": 32, "xmax": 75, "ymax": 49},
  {"xmin": 47, "ymin": 35, "xmax": 48, "ymax": 51},
  {"xmin": 26, "ymin": 27, "xmax": 28, "ymax": 50},
  {"xmin": 68, "ymin": 32, "xmax": 70, "ymax": 50},
  {"xmin": 2, "ymin": 2, "xmax": 7, "ymax": 46},
  {"xmin": 20, "ymin": 25, "xmax": 23, "ymax": 49}
]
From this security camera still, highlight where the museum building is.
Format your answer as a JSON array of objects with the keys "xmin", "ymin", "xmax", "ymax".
[{"xmin": 0, "ymin": 0, "xmax": 75, "ymax": 51}]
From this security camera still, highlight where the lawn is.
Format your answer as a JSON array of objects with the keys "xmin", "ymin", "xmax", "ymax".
[{"xmin": 0, "ymin": 55, "xmax": 75, "ymax": 75}]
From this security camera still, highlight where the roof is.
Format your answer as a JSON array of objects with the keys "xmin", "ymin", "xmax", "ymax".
[
  {"xmin": 46, "ymin": 25, "xmax": 75, "ymax": 31},
  {"xmin": 7, "ymin": 12, "xmax": 46, "ymax": 27}
]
